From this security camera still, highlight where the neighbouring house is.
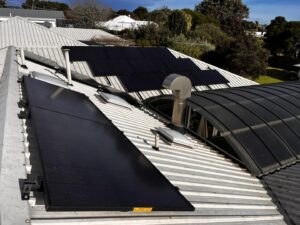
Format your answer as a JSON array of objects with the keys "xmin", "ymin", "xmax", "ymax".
[
  {"xmin": 49, "ymin": 27, "xmax": 123, "ymax": 45},
  {"xmin": 0, "ymin": 8, "xmax": 65, "ymax": 27},
  {"xmin": 98, "ymin": 15, "xmax": 155, "ymax": 31},
  {"xmin": 1, "ymin": 16, "xmax": 300, "ymax": 225},
  {"xmin": 254, "ymin": 31, "xmax": 266, "ymax": 38}
]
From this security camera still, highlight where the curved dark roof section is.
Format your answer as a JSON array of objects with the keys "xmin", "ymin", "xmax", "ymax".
[{"xmin": 187, "ymin": 82, "xmax": 300, "ymax": 176}]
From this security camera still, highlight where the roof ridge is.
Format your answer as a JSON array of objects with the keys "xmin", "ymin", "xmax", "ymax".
[{"xmin": 2, "ymin": 17, "xmax": 85, "ymax": 46}]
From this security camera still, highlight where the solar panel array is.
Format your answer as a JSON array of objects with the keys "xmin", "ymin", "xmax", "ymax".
[
  {"xmin": 63, "ymin": 46, "xmax": 229, "ymax": 92},
  {"xmin": 23, "ymin": 76, "xmax": 194, "ymax": 211},
  {"xmin": 188, "ymin": 82, "xmax": 300, "ymax": 176}
]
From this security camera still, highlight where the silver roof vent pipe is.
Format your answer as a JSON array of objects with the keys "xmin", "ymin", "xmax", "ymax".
[
  {"xmin": 163, "ymin": 74, "xmax": 192, "ymax": 130},
  {"xmin": 63, "ymin": 48, "xmax": 72, "ymax": 85}
]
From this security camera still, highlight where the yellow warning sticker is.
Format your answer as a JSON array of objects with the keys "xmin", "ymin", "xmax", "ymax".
[{"xmin": 133, "ymin": 207, "xmax": 153, "ymax": 213}]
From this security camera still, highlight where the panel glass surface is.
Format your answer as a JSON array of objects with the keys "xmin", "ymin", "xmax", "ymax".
[
  {"xmin": 63, "ymin": 46, "xmax": 229, "ymax": 92},
  {"xmin": 24, "ymin": 77, "xmax": 194, "ymax": 211}
]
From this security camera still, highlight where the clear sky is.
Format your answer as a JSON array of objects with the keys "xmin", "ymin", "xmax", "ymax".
[
  {"xmin": 6, "ymin": 0, "xmax": 300, "ymax": 24},
  {"xmin": 96, "ymin": 0, "xmax": 300, "ymax": 24}
]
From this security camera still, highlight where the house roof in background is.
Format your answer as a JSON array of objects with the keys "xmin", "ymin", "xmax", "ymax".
[
  {"xmin": 0, "ymin": 8, "xmax": 65, "ymax": 19},
  {"xmin": 50, "ymin": 27, "xmax": 120, "ymax": 41},
  {"xmin": 110, "ymin": 15, "xmax": 136, "ymax": 23},
  {"xmin": 0, "ymin": 17, "xmax": 85, "ymax": 48}
]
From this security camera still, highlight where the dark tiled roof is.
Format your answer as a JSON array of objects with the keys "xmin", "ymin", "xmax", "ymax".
[{"xmin": 0, "ymin": 8, "xmax": 65, "ymax": 19}]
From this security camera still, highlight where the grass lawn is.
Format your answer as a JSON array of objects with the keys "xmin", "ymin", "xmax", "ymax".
[{"xmin": 254, "ymin": 67, "xmax": 292, "ymax": 84}]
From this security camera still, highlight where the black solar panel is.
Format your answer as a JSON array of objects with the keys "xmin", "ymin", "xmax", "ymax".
[
  {"xmin": 62, "ymin": 46, "xmax": 229, "ymax": 92},
  {"xmin": 188, "ymin": 83, "xmax": 300, "ymax": 176},
  {"xmin": 23, "ymin": 76, "xmax": 194, "ymax": 211}
]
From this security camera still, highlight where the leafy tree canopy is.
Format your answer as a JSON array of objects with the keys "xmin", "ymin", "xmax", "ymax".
[
  {"xmin": 149, "ymin": 7, "xmax": 172, "ymax": 25},
  {"xmin": 22, "ymin": 0, "xmax": 69, "ymax": 10},
  {"xmin": 182, "ymin": 8, "xmax": 219, "ymax": 29},
  {"xmin": 71, "ymin": 0, "xmax": 113, "ymax": 28},
  {"xmin": 0, "ymin": 0, "xmax": 6, "ymax": 8},
  {"xmin": 265, "ymin": 16, "xmax": 300, "ymax": 56},
  {"xmin": 168, "ymin": 10, "xmax": 190, "ymax": 35},
  {"xmin": 225, "ymin": 35, "xmax": 269, "ymax": 78},
  {"xmin": 195, "ymin": 0, "xmax": 249, "ymax": 35},
  {"xmin": 187, "ymin": 23, "xmax": 233, "ymax": 46},
  {"xmin": 117, "ymin": 9, "xmax": 130, "ymax": 15},
  {"xmin": 133, "ymin": 6, "xmax": 149, "ymax": 20}
]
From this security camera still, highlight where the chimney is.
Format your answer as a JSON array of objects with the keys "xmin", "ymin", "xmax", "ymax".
[{"xmin": 163, "ymin": 74, "xmax": 192, "ymax": 129}]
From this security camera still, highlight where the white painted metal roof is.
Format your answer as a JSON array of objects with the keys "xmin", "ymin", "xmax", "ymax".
[
  {"xmin": 99, "ymin": 15, "xmax": 154, "ymax": 31},
  {"xmin": 50, "ymin": 27, "xmax": 120, "ymax": 41},
  {"xmin": 13, "ymin": 57, "xmax": 285, "ymax": 225},
  {"xmin": 0, "ymin": 17, "xmax": 85, "ymax": 48},
  {"xmin": 0, "ymin": 47, "xmax": 8, "ymax": 79}
]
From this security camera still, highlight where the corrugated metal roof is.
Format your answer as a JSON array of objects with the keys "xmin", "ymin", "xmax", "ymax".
[
  {"xmin": 50, "ymin": 27, "xmax": 120, "ymax": 41},
  {"xmin": 0, "ymin": 17, "xmax": 85, "ymax": 48},
  {"xmin": 17, "ymin": 60, "xmax": 286, "ymax": 225},
  {"xmin": 263, "ymin": 163, "xmax": 300, "ymax": 225},
  {"xmin": 0, "ymin": 8, "xmax": 65, "ymax": 19},
  {"xmin": 0, "ymin": 47, "xmax": 8, "ymax": 79}
]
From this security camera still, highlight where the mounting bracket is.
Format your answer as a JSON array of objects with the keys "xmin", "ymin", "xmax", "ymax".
[
  {"xmin": 18, "ymin": 109, "xmax": 30, "ymax": 119},
  {"xmin": 18, "ymin": 99, "xmax": 28, "ymax": 108},
  {"xmin": 19, "ymin": 178, "xmax": 43, "ymax": 200}
]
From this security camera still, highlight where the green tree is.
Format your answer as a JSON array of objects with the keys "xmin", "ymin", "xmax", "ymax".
[
  {"xmin": 187, "ymin": 23, "xmax": 233, "ymax": 46},
  {"xmin": 170, "ymin": 34, "xmax": 215, "ymax": 58},
  {"xmin": 72, "ymin": 0, "xmax": 113, "ymax": 28},
  {"xmin": 168, "ymin": 10, "xmax": 189, "ymax": 35},
  {"xmin": 265, "ymin": 17, "xmax": 300, "ymax": 56},
  {"xmin": 117, "ymin": 9, "xmax": 130, "ymax": 15},
  {"xmin": 0, "ymin": 0, "xmax": 6, "ymax": 8},
  {"xmin": 133, "ymin": 6, "xmax": 149, "ymax": 20},
  {"xmin": 226, "ymin": 35, "xmax": 269, "ymax": 78},
  {"xmin": 22, "ymin": 0, "xmax": 69, "ymax": 10},
  {"xmin": 182, "ymin": 9, "xmax": 219, "ymax": 29},
  {"xmin": 195, "ymin": 0, "xmax": 249, "ymax": 36},
  {"xmin": 134, "ymin": 23, "xmax": 171, "ymax": 46},
  {"xmin": 202, "ymin": 35, "xmax": 269, "ymax": 78},
  {"xmin": 149, "ymin": 7, "xmax": 172, "ymax": 25}
]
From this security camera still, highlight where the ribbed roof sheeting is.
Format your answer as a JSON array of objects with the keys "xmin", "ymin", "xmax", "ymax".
[
  {"xmin": 50, "ymin": 27, "xmax": 120, "ymax": 41},
  {"xmin": 0, "ymin": 8, "xmax": 65, "ymax": 19},
  {"xmin": 0, "ymin": 17, "xmax": 84, "ymax": 48},
  {"xmin": 20, "ymin": 65, "xmax": 286, "ymax": 224},
  {"xmin": 188, "ymin": 82, "xmax": 300, "ymax": 176},
  {"xmin": 263, "ymin": 163, "xmax": 300, "ymax": 225},
  {"xmin": 24, "ymin": 47, "xmax": 110, "ymax": 86},
  {"xmin": 0, "ymin": 47, "xmax": 8, "ymax": 79}
]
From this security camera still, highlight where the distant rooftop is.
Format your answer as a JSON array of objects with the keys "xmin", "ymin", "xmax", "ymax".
[{"xmin": 0, "ymin": 8, "xmax": 65, "ymax": 19}]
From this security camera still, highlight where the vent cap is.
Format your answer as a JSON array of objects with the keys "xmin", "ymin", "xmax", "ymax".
[
  {"xmin": 156, "ymin": 127, "xmax": 193, "ymax": 147},
  {"xmin": 99, "ymin": 92, "xmax": 132, "ymax": 109},
  {"xmin": 31, "ymin": 72, "xmax": 69, "ymax": 88}
]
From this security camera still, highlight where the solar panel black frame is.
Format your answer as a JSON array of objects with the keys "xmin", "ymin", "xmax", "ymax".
[
  {"xmin": 187, "ymin": 82, "xmax": 300, "ymax": 176},
  {"xmin": 23, "ymin": 76, "xmax": 194, "ymax": 211}
]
